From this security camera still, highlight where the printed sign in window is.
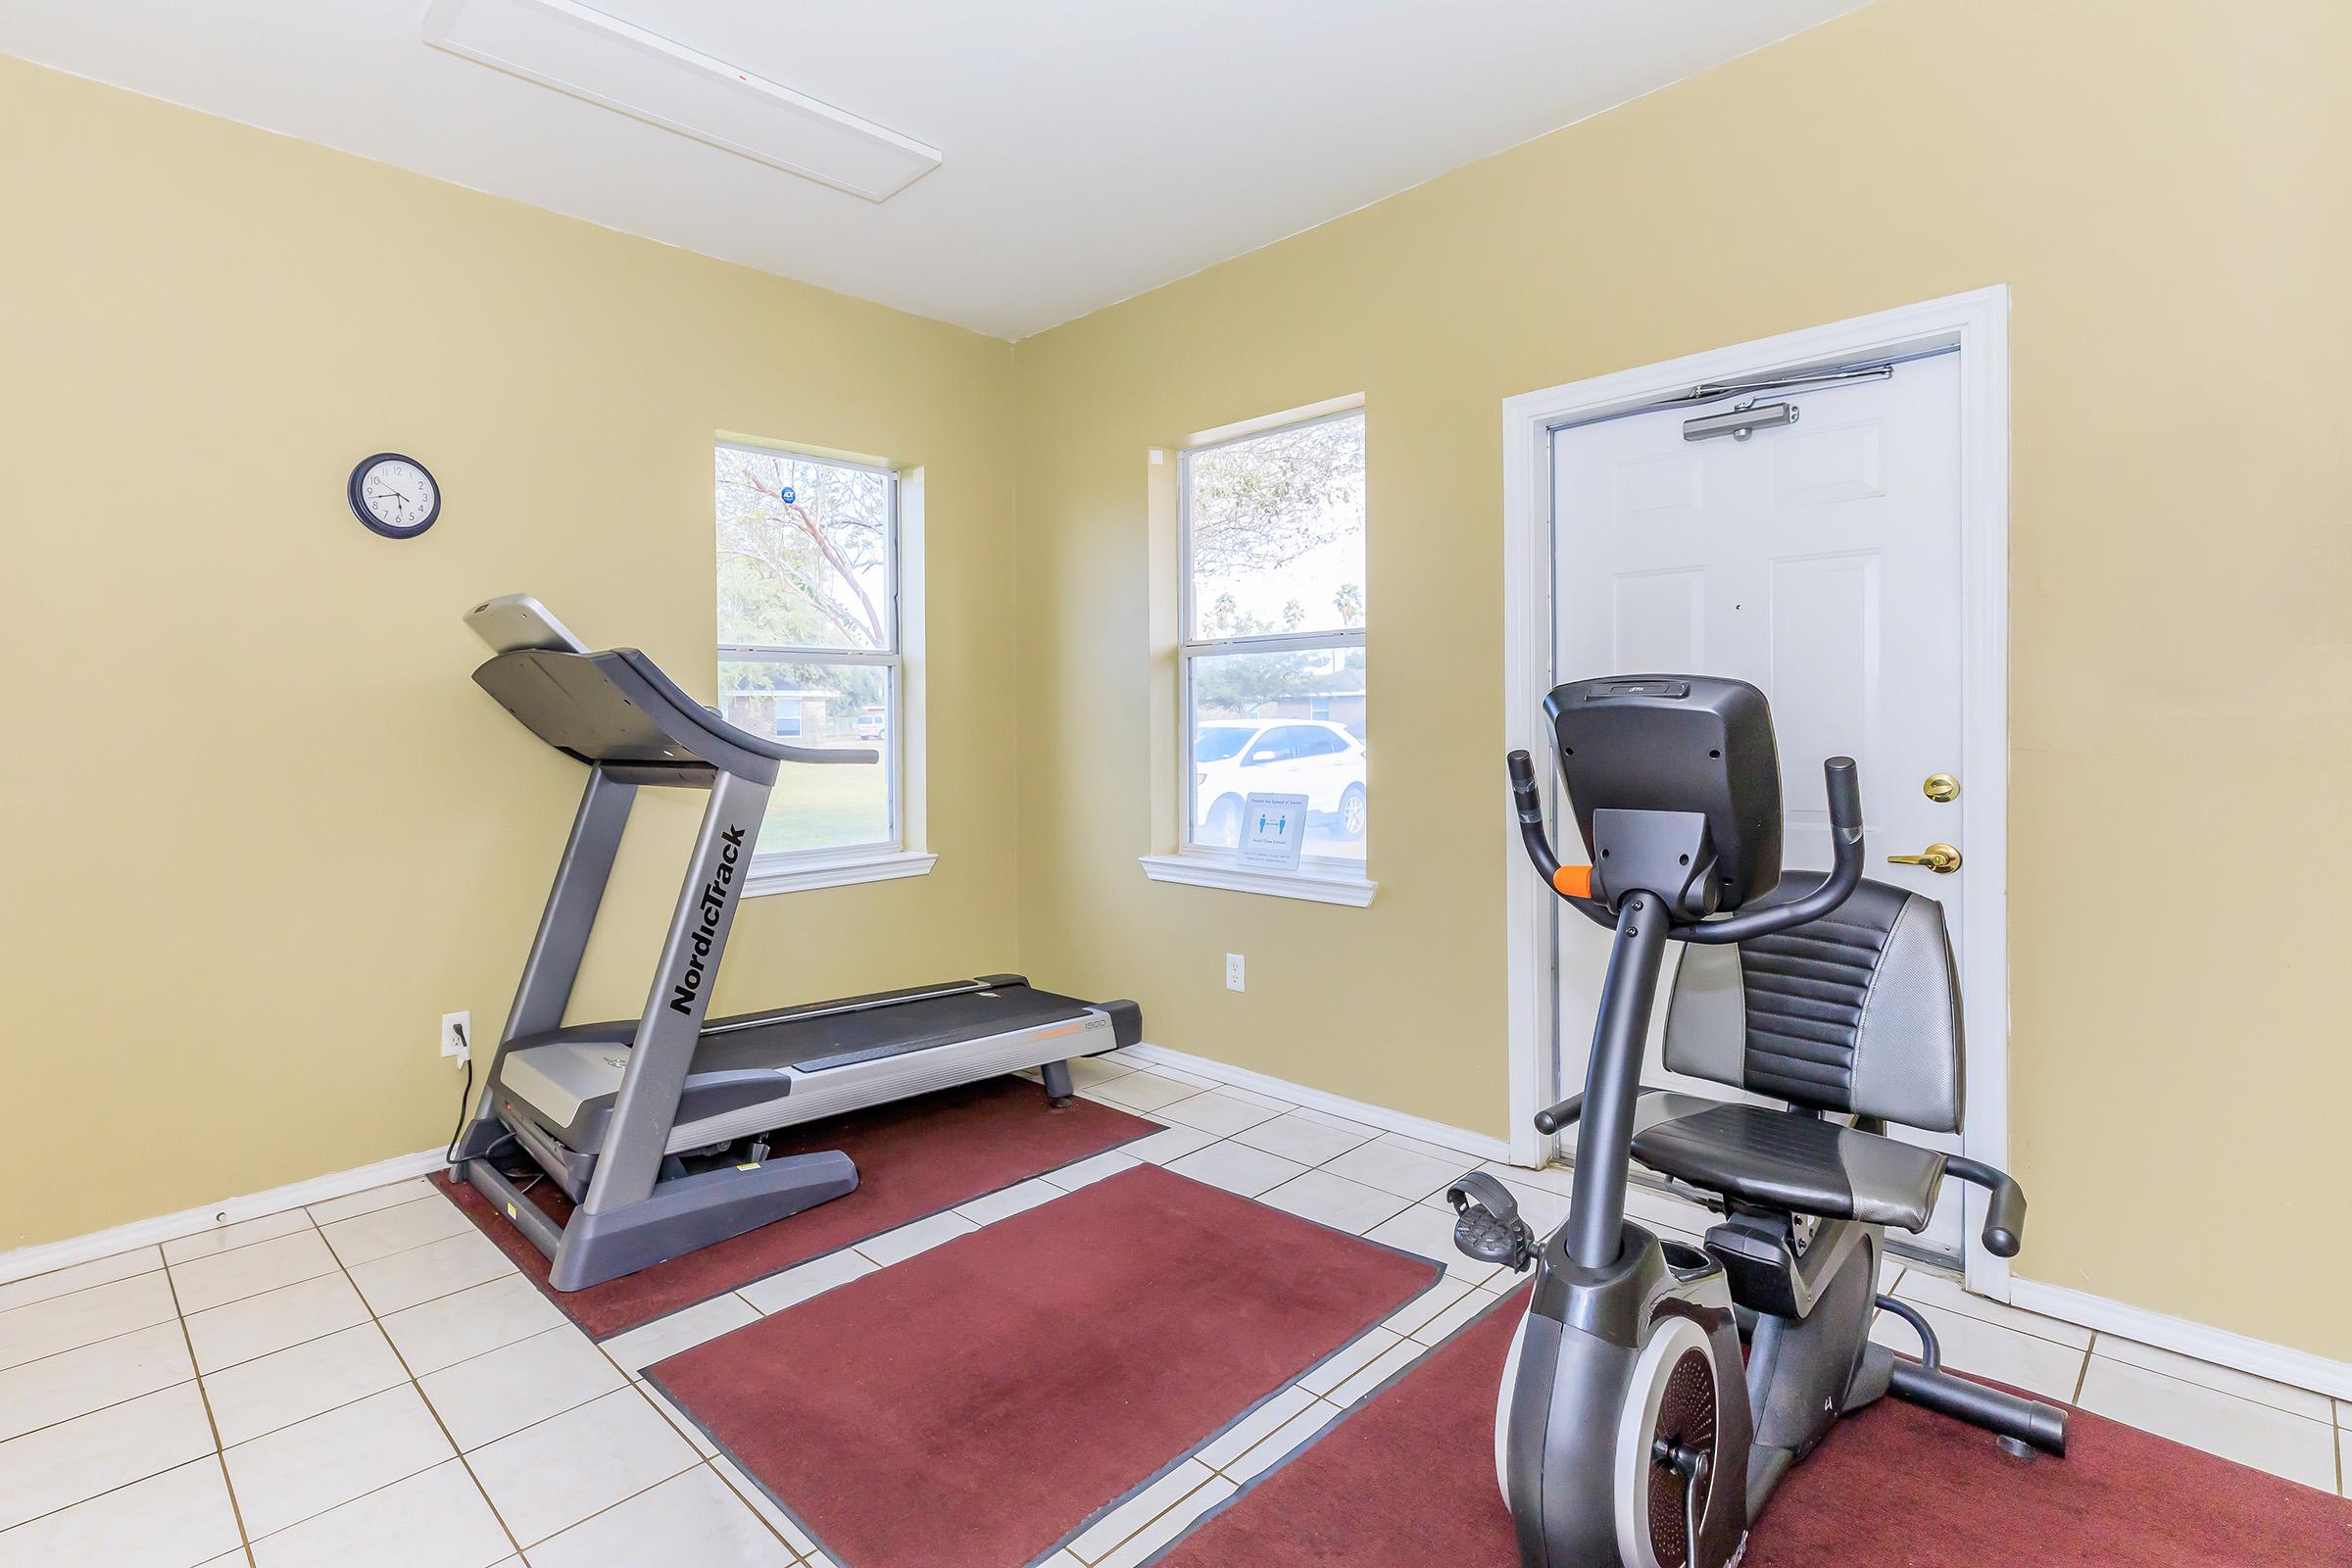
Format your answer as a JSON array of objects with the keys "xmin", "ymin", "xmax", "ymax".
[{"xmin": 1237, "ymin": 793, "xmax": 1310, "ymax": 872}]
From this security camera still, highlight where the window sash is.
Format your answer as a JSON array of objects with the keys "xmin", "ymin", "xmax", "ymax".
[
  {"xmin": 718, "ymin": 442, "xmax": 904, "ymax": 860},
  {"xmin": 1177, "ymin": 411, "xmax": 1364, "ymax": 652},
  {"xmin": 717, "ymin": 442, "xmax": 901, "ymax": 657},
  {"xmin": 1178, "ymin": 642, "xmax": 1364, "ymax": 865},
  {"xmin": 727, "ymin": 656, "xmax": 903, "ymax": 865},
  {"xmin": 1181, "ymin": 404, "xmax": 1365, "ymax": 459},
  {"xmin": 720, "ymin": 645, "xmax": 905, "ymax": 667},
  {"xmin": 1176, "ymin": 412, "xmax": 1366, "ymax": 867}
]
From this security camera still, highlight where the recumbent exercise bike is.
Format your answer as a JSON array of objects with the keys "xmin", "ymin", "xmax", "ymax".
[{"xmin": 1448, "ymin": 675, "xmax": 2067, "ymax": 1568}]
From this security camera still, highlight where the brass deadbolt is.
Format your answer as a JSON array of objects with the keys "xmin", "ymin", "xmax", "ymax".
[{"xmin": 1923, "ymin": 772, "xmax": 1960, "ymax": 804}]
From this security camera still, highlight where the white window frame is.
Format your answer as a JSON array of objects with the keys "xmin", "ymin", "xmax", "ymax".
[
  {"xmin": 1143, "ymin": 406, "xmax": 1375, "ymax": 906},
  {"xmin": 715, "ymin": 440, "xmax": 934, "ymax": 896}
]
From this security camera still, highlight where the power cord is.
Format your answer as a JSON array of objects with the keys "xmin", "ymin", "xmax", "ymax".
[
  {"xmin": 442, "ymin": 1024, "xmax": 543, "ymax": 1197},
  {"xmin": 443, "ymin": 1021, "xmax": 473, "ymax": 1165}
]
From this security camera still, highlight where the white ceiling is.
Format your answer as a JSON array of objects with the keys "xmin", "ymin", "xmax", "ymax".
[{"xmin": 1, "ymin": 1, "xmax": 1865, "ymax": 338}]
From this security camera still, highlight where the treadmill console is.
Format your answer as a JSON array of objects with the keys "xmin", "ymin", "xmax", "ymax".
[{"xmin": 466, "ymin": 593, "xmax": 590, "ymax": 656}]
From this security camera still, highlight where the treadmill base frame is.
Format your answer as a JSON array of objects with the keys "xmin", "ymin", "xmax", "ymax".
[{"xmin": 462, "ymin": 1146, "xmax": 859, "ymax": 1295}]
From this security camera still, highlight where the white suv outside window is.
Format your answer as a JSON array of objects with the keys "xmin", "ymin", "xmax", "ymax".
[{"xmin": 1194, "ymin": 719, "xmax": 1367, "ymax": 848}]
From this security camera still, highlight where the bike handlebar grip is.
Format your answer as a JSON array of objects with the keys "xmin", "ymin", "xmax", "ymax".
[
  {"xmin": 1506, "ymin": 751, "xmax": 1570, "ymax": 890},
  {"xmin": 1982, "ymin": 1181, "xmax": 2026, "ymax": 1258},
  {"xmin": 1946, "ymin": 1156, "xmax": 2026, "ymax": 1257},
  {"xmin": 1507, "ymin": 751, "xmax": 1545, "ymax": 825},
  {"xmin": 1671, "ymin": 757, "xmax": 1863, "ymax": 943},
  {"xmin": 1532, "ymin": 1092, "xmax": 1587, "ymax": 1135},
  {"xmin": 1824, "ymin": 757, "xmax": 1862, "ymax": 837}
]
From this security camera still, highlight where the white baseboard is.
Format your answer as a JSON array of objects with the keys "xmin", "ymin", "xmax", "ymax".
[
  {"xmin": 0, "ymin": 1043, "xmax": 1510, "ymax": 1289},
  {"xmin": 1122, "ymin": 1042, "xmax": 1511, "ymax": 1164},
  {"xmin": 0, "ymin": 1147, "xmax": 447, "ymax": 1287},
  {"xmin": 2008, "ymin": 1277, "xmax": 2352, "ymax": 1403}
]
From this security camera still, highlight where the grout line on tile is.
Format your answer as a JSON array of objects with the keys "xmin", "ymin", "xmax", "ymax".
[
  {"xmin": 160, "ymin": 1207, "xmax": 328, "ymax": 1271},
  {"xmin": 0, "ymin": 1366, "xmax": 204, "ymax": 1446},
  {"xmin": 316, "ymin": 1205, "xmax": 528, "ymax": 1565},
  {"xmin": 193, "ymin": 1308, "xmax": 382, "ymax": 1380},
  {"xmin": 159, "ymin": 1244, "xmax": 261, "ymax": 1566},
  {"xmin": 697, "ymin": 1450, "xmax": 809, "ymax": 1560},
  {"xmin": 0, "ymin": 1453, "xmax": 254, "ymax": 1554},
  {"xmin": 164, "ymin": 1265, "xmax": 344, "ymax": 1320},
  {"xmin": 401, "ymin": 1316, "xmax": 587, "ymax": 1389},
  {"xmin": 2083, "ymin": 1335, "xmax": 2337, "ymax": 1427},
  {"xmin": 321, "ymin": 1210, "xmax": 575, "ymax": 1323},
  {"xmin": 485, "ymin": 1413, "xmax": 699, "ymax": 1551},
  {"xmin": 1069, "ymin": 1464, "xmax": 1221, "ymax": 1565},
  {"xmin": 595, "ymin": 1302, "xmax": 811, "ymax": 1557},
  {"xmin": 1887, "ymin": 1274, "xmax": 2111, "ymax": 1359},
  {"xmin": 235, "ymin": 1448, "xmax": 490, "ymax": 1554},
  {"xmin": 0, "ymin": 1310, "xmax": 190, "ymax": 1377},
  {"xmin": 0, "ymin": 1246, "xmax": 165, "ymax": 1299}
]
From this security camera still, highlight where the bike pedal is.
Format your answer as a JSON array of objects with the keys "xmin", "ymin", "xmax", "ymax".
[
  {"xmin": 1446, "ymin": 1171, "xmax": 1536, "ymax": 1271},
  {"xmin": 1452, "ymin": 1207, "xmax": 1536, "ymax": 1270}
]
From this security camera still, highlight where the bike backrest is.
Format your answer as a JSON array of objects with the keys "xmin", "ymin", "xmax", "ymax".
[{"xmin": 1662, "ymin": 875, "xmax": 1964, "ymax": 1133}]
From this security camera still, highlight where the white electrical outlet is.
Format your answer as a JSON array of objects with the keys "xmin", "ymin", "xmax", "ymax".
[
  {"xmin": 1225, "ymin": 954, "xmax": 1245, "ymax": 992},
  {"xmin": 441, "ymin": 1010, "xmax": 472, "ymax": 1061}
]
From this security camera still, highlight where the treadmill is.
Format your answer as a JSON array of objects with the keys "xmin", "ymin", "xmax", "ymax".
[{"xmin": 451, "ymin": 595, "xmax": 1142, "ymax": 1293}]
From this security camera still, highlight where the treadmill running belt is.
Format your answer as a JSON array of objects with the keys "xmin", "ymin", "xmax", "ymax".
[{"xmin": 693, "ymin": 984, "xmax": 1098, "ymax": 1076}]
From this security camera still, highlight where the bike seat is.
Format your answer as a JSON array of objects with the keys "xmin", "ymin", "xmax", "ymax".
[{"xmin": 1629, "ymin": 1092, "xmax": 1946, "ymax": 1232}]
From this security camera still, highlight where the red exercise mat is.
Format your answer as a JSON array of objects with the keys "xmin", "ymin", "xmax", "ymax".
[
  {"xmin": 649, "ymin": 1162, "xmax": 1442, "ymax": 1568},
  {"xmin": 1152, "ymin": 1288, "xmax": 2352, "ymax": 1567}
]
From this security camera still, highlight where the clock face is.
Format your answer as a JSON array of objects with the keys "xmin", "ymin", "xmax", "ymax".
[{"xmin": 350, "ymin": 454, "xmax": 440, "ymax": 538}]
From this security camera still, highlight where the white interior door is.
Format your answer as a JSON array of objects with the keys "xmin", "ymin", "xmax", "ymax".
[{"xmin": 1549, "ymin": 349, "xmax": 1969, "ymax": 1257}]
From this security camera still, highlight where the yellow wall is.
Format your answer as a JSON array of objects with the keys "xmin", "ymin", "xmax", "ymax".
[
  {"xmin": 1012, "ymin": 0, "xmax": 2352, "ymax": 1357},
  {"xmin": 9, "ymin": 0, "xmax": 2351, "ymax": 1362},
  {"xmin": 0, "ymin": 55, "xmax": 1019, "ymax": 1247}
]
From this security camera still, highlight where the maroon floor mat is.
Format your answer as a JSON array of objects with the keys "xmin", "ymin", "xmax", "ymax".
[
  {"xmin": 436, "ymin": 1075, "xmax": 1156, "ymax": 1339},
  {"xmin": 1153, "ymin": 1290, "xmax": 2352, "ymax": 1567},
  {"xmin": 647, "ymin": 1163, "xmax": 1442, "ymax": 1568}
]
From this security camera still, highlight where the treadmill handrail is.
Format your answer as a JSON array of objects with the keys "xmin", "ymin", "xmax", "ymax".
[
  {"xmin": 472, "ymin": 646, "xmax": 878, "ymax": 782},
  {"xmin": 609, "ymin": 649, "xmax": 877, "ymax": 768}
]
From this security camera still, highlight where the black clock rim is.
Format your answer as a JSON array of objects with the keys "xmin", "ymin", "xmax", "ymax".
[{"xmin": 349, "ymin": 453, "xmax": 441, "ymax": 539}]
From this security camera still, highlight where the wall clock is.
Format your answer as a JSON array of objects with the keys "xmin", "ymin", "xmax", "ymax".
[{"xmin": 348, "ymin": 453, "xmax": 441, "ymax": 539}]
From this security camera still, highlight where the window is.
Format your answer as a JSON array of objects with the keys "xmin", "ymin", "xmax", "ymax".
[
  {"xmin": 715, "ymin": 441, "xmax": 901, "ymax": 867},
  {"xmin": 1181, "ymin": 409, "xmax": 1368, "ymax": 865}
]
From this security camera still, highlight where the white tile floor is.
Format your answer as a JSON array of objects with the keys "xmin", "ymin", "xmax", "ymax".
[{"xmin": 1, "ymin": 1046, "xmax": 2345, "ymax": 1568}]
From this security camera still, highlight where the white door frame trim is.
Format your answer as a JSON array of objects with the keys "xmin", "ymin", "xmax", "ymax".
[{"xmin": 1497, "ymin": 285, "xmax": 2015, "ymax": 1298}]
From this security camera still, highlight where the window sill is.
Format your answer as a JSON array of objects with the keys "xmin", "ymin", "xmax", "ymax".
[
  {"xmin": 1137, "ymin": 853, "xmax": 1377, "ymax": 907},
  {"xmin": 746, "ymin": 849, "xmax": 937, "ymax": 898}
]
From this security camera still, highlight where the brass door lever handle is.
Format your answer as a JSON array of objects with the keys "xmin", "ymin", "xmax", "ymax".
[{"xmin": 1887, "ymin": 843, "xmax": 1963, "ymax": 874}]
